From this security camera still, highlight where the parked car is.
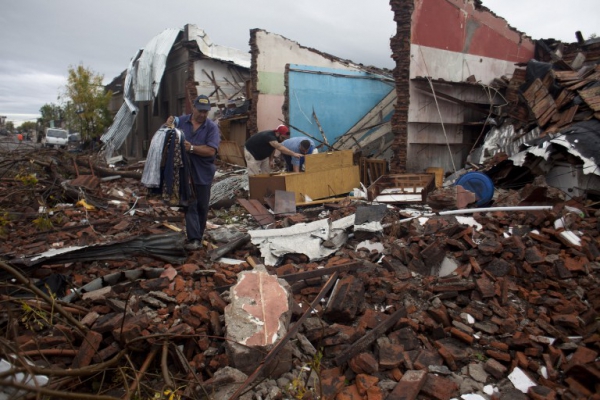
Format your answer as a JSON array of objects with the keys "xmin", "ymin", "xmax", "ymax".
[
  {"xmin": 42, "ymin": 128, "xmax": 69, "ymax": 148},
  {"xmin": 68, "ymin": 133, "xmax": 82, "ymax": 152},
  {"xmin": 68, "ymin": 132, "xmax": 81, "ymax": 144}
]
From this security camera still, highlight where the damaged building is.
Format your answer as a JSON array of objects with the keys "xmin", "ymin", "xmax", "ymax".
[
  {"xmin": 2, "ymin": 1, "xmax": 600, "ymax": 399},
  {"xmin": 248, "ymin": 29, "xmax": 396, "ymax": 161},
  {"xmin": 101, "ymin": 0, "xmax": 600, "ymax": 203},
  {"xmin": 388, "ymin": 0, "xmax": 535, "ymax": 173},
  {"xmin": 102, "ymin": 24, "xmax": 251, "ymax": 162}
]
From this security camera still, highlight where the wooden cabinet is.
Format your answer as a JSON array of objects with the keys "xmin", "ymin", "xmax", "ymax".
[{"xmin": 249, "ymin": 150, "xmax": 360, "ymax": 204}]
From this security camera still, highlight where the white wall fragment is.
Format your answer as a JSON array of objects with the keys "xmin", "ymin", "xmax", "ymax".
[{"xmin": 508, "ymin": 367, "xmax": 537, "ymax": 393}]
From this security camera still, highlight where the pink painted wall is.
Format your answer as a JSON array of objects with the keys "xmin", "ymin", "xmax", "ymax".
[
  {"xmin": 412, "ymin": 0, "xmax": 535, "ymax": 63},
  {"xmin": 257, "ymin": 94, "xmax": 285, "ymax": 132}
]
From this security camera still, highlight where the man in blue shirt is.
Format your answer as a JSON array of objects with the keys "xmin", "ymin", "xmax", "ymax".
[
  {"xmin": 166, "ymin": 95, "xmax": 220, "ymax": 251},
  {"xmin": 281, "ymin": 137, "xmax": 317, "ymax": 172}
]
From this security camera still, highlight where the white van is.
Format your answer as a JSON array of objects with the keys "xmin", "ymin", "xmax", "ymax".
[{"xmin": 42, "ymin": 128, "xmax": 69, "ymax": 148}]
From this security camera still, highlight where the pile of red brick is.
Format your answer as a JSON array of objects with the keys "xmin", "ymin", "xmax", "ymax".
[{"xmin": 1, "ymin": 150, "xmax": 599, "ymax": 399}]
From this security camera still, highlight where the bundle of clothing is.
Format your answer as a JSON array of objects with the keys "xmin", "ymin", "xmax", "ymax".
[{"xmin": 141, "ymin": 127, "xmax": 195, "ymax": 207}]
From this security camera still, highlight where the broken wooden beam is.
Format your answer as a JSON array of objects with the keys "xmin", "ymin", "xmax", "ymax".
[{"xmin": 334, "ymin": 306, "xmax": 407, "ymax": 367}]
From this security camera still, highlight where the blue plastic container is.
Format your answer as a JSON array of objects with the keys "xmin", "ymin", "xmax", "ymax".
[{"xmin": 455, "ymin": 172, "xmax": 494, "ymax": 207}]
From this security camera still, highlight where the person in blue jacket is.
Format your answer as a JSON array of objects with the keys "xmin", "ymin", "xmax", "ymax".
[
  {"xmin": 166, "ymin": 95, "xmax": 220, "ymax": 251},
  {"xmin": 281, "ymin": 137, "xmax": 318, "ymax": 172}
]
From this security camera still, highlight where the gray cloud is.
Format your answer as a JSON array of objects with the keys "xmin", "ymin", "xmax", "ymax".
[{"xmin": 1, "ymin": 0, "xmax": 597, "ymax": 126}]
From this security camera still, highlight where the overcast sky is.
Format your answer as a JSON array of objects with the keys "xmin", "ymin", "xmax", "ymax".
[{"xmin": 1, "ymin": 0, "xmax": 598, "ymax": 127}]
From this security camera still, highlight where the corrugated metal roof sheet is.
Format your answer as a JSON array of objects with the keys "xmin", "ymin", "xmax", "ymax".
[
  {"xmin": 101, "ymin": 49, "xmax": 142, "ymax": 160},
  {"xmin": 102, "ymin": 29, "xmax": 179, "ymax": 160},
  {"xmin": 187, "ymin": 25, "xmax": 250, "ymax": 68},
  {"xmin": 134, "ymin": 28, "xmax": 180, "ymax": 102},
  {"xmin": 101, "ymin": 104, "xmax": 137, "ymax": 160}
]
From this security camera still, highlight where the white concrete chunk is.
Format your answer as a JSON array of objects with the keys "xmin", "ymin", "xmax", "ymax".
[{"xmin": 508, "ymin": 367, "xmax": 537, "ymax": 393}]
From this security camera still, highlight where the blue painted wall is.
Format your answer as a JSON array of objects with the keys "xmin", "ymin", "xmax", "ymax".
[{"xmin": 288, "ymin": 64, "xmax": 394, "ymax": 146}]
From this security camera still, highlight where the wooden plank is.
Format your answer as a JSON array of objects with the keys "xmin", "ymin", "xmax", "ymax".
[
  {"xmin": 539, "ymin": 106, "xmax": 557, "ymax": 127},
  {"xmin": 285, "ymin": 165, "xmax": 360, "ymax": 203},
  {"xmin": 539, "ymin": 96, "xmax": 557, "ymax": 119},
  {"xmin": 566, "ymin": 80, "xmax": 591, "ymax": 91},
  {"xmin": 334, "ymin": 306, "xmax": 407, "ymax": 367},
  {"xmin": 236, "ymin": 198, "xmax": 275, "ymax": 226},
  {"xmin": 523, "ymin": 79, "xmax": 557, "ymax": 127},
  {"xmin": 555, "ymin": 89, "xmax": 575, "ymax": 110},
  {"xmin": 579, "ymin": 86, "xmax": 600, "ymax": 111},
  {"xmin": 532, "ymin": 88, "xmax": 547, "ymax": 106},
  {"xmin": 304, "ymin": 150, "xmax": 354, "ymax": 172},
  {"xmin": 531, "ymin": 95, "xmax": 553, "ymax": 116},
  {"xmin": 541, "ymin": 72, "xmax": 554, "ymax": 88},
  {"xmin": 551, "ymin": 104, "xmax": 577, "ymax": 127},
  {"xmin": 218, "ymin": 140, "xmax": 245, "ymax": 167},
  {"xmin": 522, "ymin": 79, "xmax": 543, "ymax": 102},
  {"xmin": 554, "ymin": 70, "xmax": 582, "ymax": 81},
  {"xmin": 557, "ymin": 105, "xmax": 579, "ymax": 127},
  {"xmin": 360, "ymin": 158, "xmax": 387, "ymax": 186}
]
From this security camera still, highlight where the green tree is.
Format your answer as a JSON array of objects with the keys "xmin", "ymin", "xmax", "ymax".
[
  {"xmin": 19, "ymin": 121, "xmax": 37, "ymax": 132},
  {"xmin": 62, "ymin": 64, "xmax": 112, "ymax": 141},
  {"xmin": 5, "ymin": 121, "xmax": 15, "ymax": 132},
  {"xmin": 38, "ymin": 103, "xmax": 63, "ymax": 128}
]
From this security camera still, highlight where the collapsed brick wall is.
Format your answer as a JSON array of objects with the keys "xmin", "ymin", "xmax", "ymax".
[
  {"xmin": 282, "ymin": 64, "xmax": 290, "ymax": 125},
  {"xmin": 184, "ymin": 58, "xmax": 198, "ymax": 115},
  {"xmin": 389, "ymin": 0, "xmax": 414, "ymax": 173},
  {"xmin": 181, "ymin": 40, "xmax": 201, "ymax": 115},
  {"xmin": 248, "ymin": 29, "xmax": 260, "ymax": 136}
]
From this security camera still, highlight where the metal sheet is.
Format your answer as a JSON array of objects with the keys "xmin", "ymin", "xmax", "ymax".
[
  {"xmin": 187, "ymin": 25, "xmax": 251, "ymax": 68},
  {"xmin": 135, "ymin": 28, "xmax": 180, "ymax": 102},
  {"xmin": 101, "ymin": 49, "xmax": 142, "ymax": 160},
  {"xmin": 102, "ymin": 29, "xmax": 179, "ymax": 160}
]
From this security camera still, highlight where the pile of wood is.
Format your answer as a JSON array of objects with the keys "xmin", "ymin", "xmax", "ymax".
[{"xmin": 506, "ymin": 55, "xmax": 600, "ymax": 135}]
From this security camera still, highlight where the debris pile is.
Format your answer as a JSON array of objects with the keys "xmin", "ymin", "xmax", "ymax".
[
  {"xmin": 469, "ymin": 39, "xmax": 600, "ymax": 198},
  {"xmin": 0, "ymin": 140, "xmax": 598, "ymax": 399}
]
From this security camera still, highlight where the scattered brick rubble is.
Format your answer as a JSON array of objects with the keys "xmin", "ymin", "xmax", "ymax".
[{"xmin": 0, "ymin": 145, "xmax": 599, "ymax": 399}]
